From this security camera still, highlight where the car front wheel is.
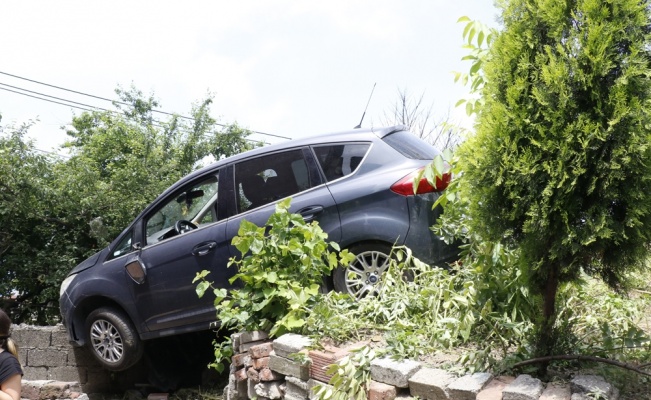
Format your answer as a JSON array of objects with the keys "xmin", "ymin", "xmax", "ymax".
[
  {"xmin": 333, "ymin": 243, "xmax": 392, "ymax": 300},
  {"xmin": 85, "ymin": 307, "xmax": 143, "ymax": 371}
]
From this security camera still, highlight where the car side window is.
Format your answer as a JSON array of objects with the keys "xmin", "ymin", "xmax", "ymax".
[
  {"xmin": 109, "ymin": 230, "xmax": 134, "ymax": 260},
  {"xmin": 235, "ymin": 149, "xmax": 312, "ymax": 213},
  {"xmin": 312, "ymin": 143, "xmax": 370, "ymax": 181},
  {"xmin": 145, "ymin": 174, "xmax": 219, "ymax": 245}
]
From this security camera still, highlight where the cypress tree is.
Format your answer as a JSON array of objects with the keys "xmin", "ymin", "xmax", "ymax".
[{"xmin": 458, "ymin": 0, "xmax": 651, "ymax": 368}]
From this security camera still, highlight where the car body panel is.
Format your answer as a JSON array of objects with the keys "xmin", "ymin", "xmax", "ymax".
[{"xmin": 59, "ymin": 125, "xmax": 457, "ymax": 348}]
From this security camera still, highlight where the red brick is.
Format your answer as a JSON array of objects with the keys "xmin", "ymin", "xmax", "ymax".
[
  {"xmin": 247, "ymin": 367, "xmax": 260, "ymax": 382},
  {"xmin": 232, "ymin": 352, "xmax": 251, "ymax": 367},
  {"xmin": 259, "ymin": 367, "xmax": 284, "ymax": 382},
  {"xmin": 477, "ymin": 376, "xmax": 515, "ymax": 400},
  {"xmin": 234, "ymin": 367, "xmax": 248, "ymax": 382},
  {"xmin": 309, "ymin": 348, "xmax": 349, "ymax": 383},
  {"xmin": 249, "ymin": 342, "xmax": 274, "ymax": 359},
  {"xmin": 368, "ymin": 380, "xmax": 396, "ymax": 400},
  {"xmin": 252, "ymin": 356, "xmax": 270, "ymax": 369}
]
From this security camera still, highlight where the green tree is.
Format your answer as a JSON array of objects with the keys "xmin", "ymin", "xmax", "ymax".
[
  {"xmin": 457, "ymin": 0, "xmax": 651, "ymax": 369},
  {"xmin": 0, "ymin": 123, "xmax": 66, "ymax": 323},
  {"xmin": 60, "ymin": 86, "xmax": 256, "ymax": 243},
  {"xmin": 0, "ymin": 87, "xmax": 255, "ymax": 323}
]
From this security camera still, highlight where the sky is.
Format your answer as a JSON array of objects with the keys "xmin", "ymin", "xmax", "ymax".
[{"xmin": 0, "ymin": 1, "xmax": 499, "ymax": 152}]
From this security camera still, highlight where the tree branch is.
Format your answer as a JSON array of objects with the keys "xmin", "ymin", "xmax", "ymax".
[{"xmin": 512, "ymin": 355, "xmax": 651, "ymax": 377}]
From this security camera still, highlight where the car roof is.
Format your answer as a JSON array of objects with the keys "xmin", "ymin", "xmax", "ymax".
[
  {"xmin": 181, "ymin": 124, "xmax": 407, "ymax": 184},
  {"xmin": 110, "ymin": 125, "xmax": 409, "ymax": 250}
]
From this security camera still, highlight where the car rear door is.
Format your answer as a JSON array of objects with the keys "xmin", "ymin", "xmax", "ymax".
[
  {"xmin": 225, "ymin": 147, "xmax": 341, "ymax": 257},
  {"xmin": 128, "ymin": 170, "xmax": 236, "ymax": 336}
]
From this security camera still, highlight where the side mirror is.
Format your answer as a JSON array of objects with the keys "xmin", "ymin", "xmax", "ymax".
[{"xmin": 125, "ymin": 259, "xmax": 146, "ymax": 284}]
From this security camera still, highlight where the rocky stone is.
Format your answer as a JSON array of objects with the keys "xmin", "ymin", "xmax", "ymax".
[
  {"xmin": 571, "ymin": 375, "xmax": 613, "ymax": 399},
  {"xmin": 370, "ymin": 357, "xmax": 421, "ymax": 388},
  {"xmin": 502, "ymin": 374, "xmax": 544, "ymax": 400},
  {"xmin": 240, "ymin": 331, "xmax": 269, "ymax": 344},
  {"xmin": 408, "ymin": 367, "xmax": 456, "ymax": 400},
  {"xmin": 269, "ymin": 354, "xmax": 310, "ymax": 380},
  {"xmin": 240, "ymin": 339, "xmax": 267, "ymax": 354},
  {"xmin": 447, "ymin": 372, "xmax": 493, "ymax": 400},
  {"xmin": 285, "ymin": 376, "xmax": 309, "ymax": 399},
  {"xmin": 272, "ymin": 334, "xmax": 313, "ymax": 358},
  {"xmin": 308, "ymin": 379, "xmax": 334, "ymax": 400}
]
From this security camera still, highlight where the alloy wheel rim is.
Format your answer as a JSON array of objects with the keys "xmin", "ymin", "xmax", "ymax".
[
  {"xmin": 344, "ymin": 250, "xmax": 390, "ymax": 299},
  {"xmin": 89, "ymin": 319, "xmax": 123, "ymax": 363}
]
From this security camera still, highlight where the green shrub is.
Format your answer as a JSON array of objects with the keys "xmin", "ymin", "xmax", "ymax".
[{"xmin": 194, "ymin": 198, "xmax": 353, "ymax": 371}]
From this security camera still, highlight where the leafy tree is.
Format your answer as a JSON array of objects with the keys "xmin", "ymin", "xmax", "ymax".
[
  {"xmin": 456, "ymin": 0, "xmax": 651, "ymax": 370},
  {"xmin": 60, "ymin": 86, "xmax": 256, "ymax": 243},
  {"xmin": 0, "ymin": 87, "xmax": 255, "ymax": 323},
  {"xmin": 0, "ymin": 123, "xmax": 65, "ymax": 323}
]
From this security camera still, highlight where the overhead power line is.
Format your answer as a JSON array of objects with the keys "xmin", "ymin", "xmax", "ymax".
[
  {"xmin": 0, "ymin": 70, "xmax": 291, "ymax": 140},
  {"xmin": 0, "ymin": 86, "xmax": 95, "ymax": 113},
  {"xmin": 0, "ymin": 85, "xmax": 269, "ymax": 151}
]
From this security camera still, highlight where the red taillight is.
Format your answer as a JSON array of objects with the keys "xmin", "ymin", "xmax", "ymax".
[{"xmin": 390, "ymin": 168, "xmax": 451, "ymax": 196}]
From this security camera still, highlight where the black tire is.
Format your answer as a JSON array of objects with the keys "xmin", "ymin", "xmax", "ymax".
[
  {"xmin": 85, "ymin": 307, "xmax": 143, "ymax": 371},
  {"xmin": 333, "ymin": 243, "xmax": 393, "ymax": 300}
]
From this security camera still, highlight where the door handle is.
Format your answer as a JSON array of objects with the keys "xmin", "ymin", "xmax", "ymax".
[
  {"xmin": 192, "ymin": 241, "xmax": 217, "ymax": 256},
  {"xmin": 298, "ymin": 205, "xmax": 324, "ymax": 222}
]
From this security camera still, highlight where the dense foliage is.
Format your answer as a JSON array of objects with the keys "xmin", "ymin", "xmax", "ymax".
[
  {"xmin": 0, "ymin": 88, "xmax": 254, "ymax": 323},
  {"xmin": 456, "ymin": 0, "xmax": 651, "ymax": 362},
  {"xmin": 195, "ymin": 198, "xmax": 355, "ymax": 372}
]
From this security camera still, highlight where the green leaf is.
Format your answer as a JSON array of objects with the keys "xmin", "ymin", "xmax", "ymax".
[
  {"xmin": 195, "ymin": 281, "xmax": 210, "ymax": 298},
  {"xmin": 192, "ymin": 269, "xmax": 211, "ymax": 283}
]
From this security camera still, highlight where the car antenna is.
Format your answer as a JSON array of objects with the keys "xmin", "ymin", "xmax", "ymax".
[{"xmin": 354, "ymin": 82, "xmax": 376, "ymax": 129}]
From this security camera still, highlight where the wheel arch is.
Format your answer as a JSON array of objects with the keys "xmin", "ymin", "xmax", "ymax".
[{"xmin": 70, "ymin": 296, "xmax": 135, "ymax": 346}]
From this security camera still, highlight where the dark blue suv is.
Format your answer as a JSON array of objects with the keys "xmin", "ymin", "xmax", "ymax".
[{"xmin": 59, "ymin": 125, "xmax": 456, "ymax": 370}]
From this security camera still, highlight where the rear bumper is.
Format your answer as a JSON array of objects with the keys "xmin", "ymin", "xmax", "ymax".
[{"xmin": 403, "ymin": 193, "xmax": 458, "ymax": 266}]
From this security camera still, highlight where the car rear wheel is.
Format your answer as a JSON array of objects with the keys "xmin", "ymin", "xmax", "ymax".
[
  {"xmin": 85, "ymin": 307, "xmax": 143, "ymax": 371},
  {"xmin": 333, "ymin": 243, "xmax": 393, "ymax": 300}
]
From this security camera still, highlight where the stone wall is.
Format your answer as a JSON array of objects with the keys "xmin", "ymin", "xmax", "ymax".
[
  {"xmin": 226, "ymin": 331, "xmax": 619, "ymax": 400},
  {"xmin": 11, "ymin": 324, "xmax": 143, "ymax": 394},
  {"xmin": 7, "ymin": 325, "xmax": 619, "ymax": 400}
]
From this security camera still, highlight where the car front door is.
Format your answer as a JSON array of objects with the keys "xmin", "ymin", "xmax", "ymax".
[{"xmin": 127, "ymin": 171, "xmax": 236, "ymax": 336}]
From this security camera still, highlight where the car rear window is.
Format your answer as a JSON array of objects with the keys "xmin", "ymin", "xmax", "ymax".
[{"xmin": 382, "ymin": 130, "xmax": 439, "ymax": 160}]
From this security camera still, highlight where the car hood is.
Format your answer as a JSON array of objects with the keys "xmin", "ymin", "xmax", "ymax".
[{"xmin": 68, "ymin": 247, "xmax": 109, "ymax": 275}]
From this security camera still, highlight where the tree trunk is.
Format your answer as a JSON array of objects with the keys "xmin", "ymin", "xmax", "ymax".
[{"xmin": 536, "ymin": 262, "xmax": 560, "ymax": 376}]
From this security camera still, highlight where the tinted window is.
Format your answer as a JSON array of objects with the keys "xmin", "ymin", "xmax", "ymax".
[
  {"xmin": 313, "ymin": 143, "xmax": 370, "ymax": 181},
  {"xmin": 382, "ymin": 131, "xmax": 439, "ymax": 160},
  {"xmin": 235, "ymin": 149, "xmax": 312, "ymax": 213}
]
